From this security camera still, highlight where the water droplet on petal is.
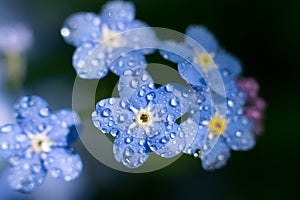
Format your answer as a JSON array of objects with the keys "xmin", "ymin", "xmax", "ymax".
[
  {"xmin": 218, "ymin": 154, "xmax": 225, "ymax": 161},
  {"xmin": 169, "ymin": 97, "xmax": 178, "ymax": 107},
  {"xmin": 165, "ymin": 84, "xmax": 174, "ymax": 92},
  {"xmin": 1, "ymin": 141, "xmax": 9, "ymax": 150},
  {"xmin": 227, "ymin": 100, "xmax": 235, "ymax": 108},
  {"xmin": 146, "ymin": 92, "xmax": 156, "ymax": 101},
  {"xmin": 124, "ymin": 147, "xmax": 134, "ymax": 157},
  {"xmin": 101, "ymin": 108, "xmax": 112, "ymax": 117},
  {"xmin": 142, "ymin": 74, "xmax": 149, "ymax": 81},
  {"xmin": 170, "ymin": 132, "xmax": 176, "ymax": 139},
  {"xmin": 130, "ymin": 79, "xmax": 140, "ymax": 89},
  {"xmin": 64, "ymin": 175, "xmax": 72, "ymax": 181},
  {"xmin": 138, "ymin": 89, "xmax": 146, "ymax": 97},
  {"xmin": 235, "ymin": 131, "xmax": 242, "ymax": 137},
  {"xmin": 160, "ymin": 136, "xmax": 169, "ymax": 144},
  {"xmin": 125, "ymin": 137, "xmax": 133, "ymax": 144},
  {"xmin": 1, "ymin": 125, "xmax": 12, "ymax": 133},
  {"xmin": 138, "ymin": 139, "xmax": 145, "ymax": 146},
  {"xmin": 39, "ymin": 107, "xmax": 50, "ymax": 117}
]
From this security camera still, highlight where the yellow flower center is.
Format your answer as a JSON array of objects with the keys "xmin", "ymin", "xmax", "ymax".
[
  {"xmin": 208, "ymin": 113, "xmax": 228, "ymax": 135},
  {"xmin": 195, "ymin": 53, "xmax": 215, "ymax": 72}
]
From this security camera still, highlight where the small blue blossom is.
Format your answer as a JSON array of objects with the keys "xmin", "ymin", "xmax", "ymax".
[
  {"xmin": 160, "ymin": 25, "xmax": 242, "ymax": 94},
  {"xmin": 0, "ymin": 96, "xmax": 83, "ymax": 192},
  {"xmin": 182, "ymin": 102, "xmax": 255, "ymax": 170},
  {"xmin": 92, "ymin": 68, "xmax": 198, "ymax": 168},
  {"xmin": 61, "ymin": 0, "xmax": 158, "ymax": 79}
]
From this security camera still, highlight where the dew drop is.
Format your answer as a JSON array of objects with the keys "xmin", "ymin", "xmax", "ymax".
[
  {"xmin": 142, "ymin": 74, "xmax": 149, "ymax": 81},
  {"xmin": 169, "ymin": 97, "xmax": 178, "ymax": 107},
  {"xmin": 124, "ymin": 147, "xmax": 134, "ymax": 157},
  {"xmin": 170, "ymin": 132, "xmax": 176, "ymax": 139},
  {"xmin": 64, "ymin": 175, "xmax": 72, "ymax": 181},
  {"xmin": 120, "ymin": 100, "xmax": 127, "ymax": 108},
  {"xmin": 138, "ymin": 89, "xmax": 146, "ymax": 97},
  {"xmin": 165, "ymin": 84, "xmax": 174, "ymax": 92},
  {"xmin": 101, "ymin": 108, "xmax": 112, "ymax": 117},
  {"xmin": 218, "ymin": 154, "xmax": 225, "ymax": 161},
  {"xmin": 39, "ymin": 107, "xmax": 50, "ymax": 117},
  {"xmin": 130, "ymin": 79, "xmax": 140, "ymax": 89},
  {"xmin": 1, "ymin": 141, "xmax": 9, "ymax": 150},
  {"xmin": 118, "ymin": 114, "xmax": 126, "ymax": 123},
  {"xmin": 138, "ymin": 139, "xmax": 145, "ymax": 146},
  {"xmin": 60, "ymin": 27, "xmax": 70, "ymax": 37},
  {"xmin": 146, "ymin": 92, "xmax": 156, "ymax": 101},
  {"xmin": 235, "ymin": 131, "xmax": 242, "ymax": 137},
  {"xmin": 1, "ymin": 125, "xmax": 12, "ymax": 133},
  {"xmin": 125, "ymin": 137, "xmax": 132, "ymax": 144},
  {"xmin": 109, "ymin": 98, "xmax": 116, "ymax": 105},
  {"xmin": 227, "ymin": 100, "xmax": 235, "ymax": 108}
]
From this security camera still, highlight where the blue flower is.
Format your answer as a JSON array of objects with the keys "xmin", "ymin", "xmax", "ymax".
[
  {"xmin": 160, "ymin": 25, "xmax": 242, "ymax": 93},
  {"xmin": 61, "ymin": 0, "xmax": 158, "ymax": 79},
  {"xmin": 182, "ymin": 103, "xmax": 255, "ymax": 170},
  {"xmin": 0, "ymin": 96, "xmax": 82, "ymax": 192},
  {"xmin": 92, "ymin": 68, "xmax": 200, "ymax": 168}
]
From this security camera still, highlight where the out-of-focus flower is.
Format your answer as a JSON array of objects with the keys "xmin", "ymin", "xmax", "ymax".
[
  {"xmin": 238, "ymin": 77, "xmax": 266, "ymax": 135},
  {"xmin": 61, "ymin": 0, "xmax": 158, "ymax": 79},
  {"xmin": 0, "ymin": 23, "xmax": 33, "ymax": 54},
  {"xmin": 0, "ymin": 1, "xmax": 33, "ymax": 89},
  {"xmin": 0, "ymin": 96, "xmax": 82, "ymax": 192}
]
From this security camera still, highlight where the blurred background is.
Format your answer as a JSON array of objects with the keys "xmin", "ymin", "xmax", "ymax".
[{"xmin": 0, "ymin": 0, "xmax": 299, "ymax": 199}]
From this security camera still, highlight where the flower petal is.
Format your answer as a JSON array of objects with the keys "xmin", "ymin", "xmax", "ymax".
[
  {"xmin": 147, "ymin": 123, "xmax": 185, "ymax": 158},
  {"xmin": 165, "ymin": 83, "xmax": 200, "ymax": 115},
  {"xmin": 185, "ymin": 25, "xmax": 219, "ymax": 53},
  {"xmin": 0, "ymin": 124, "xmax": 29, "ymax": 159},
  {"xmin": 118, "ymin": 68, "xmax": 153, "ymax": 99},
  {"xmin": 178, "ymin": 60, "xmax": 206, "ymax": 86},
  {"xmin": 8, "ymin": 154, "xmax": 46, "ymax": 193},
  {"xmin": 109, "ymin": 51, "xmax": 147, "ymax": 76},
  {"xmin": 123, "ymin": 21, "xmax": 159, "ymax": 54},
  {"xmin": 100, "ymin": 0, "xmax": 135, "ymax": 31},
  {"xmin": 182, "ymin": 119, "xmax": 208, "ymax": 155},
  {"xmin": 61, "ymin": 12, "xmax": 101, "ymax": 47},
  {"xmin": 14, "ymin": 96, "xmax": 51, "ymax": 135},
  {"xmin": 225, "ymin": 116, "xmax": 256, "ymax": 151},
  {"xmin": 72, "ymin": 42, "xmax": 109, "ymax": 79},
  {"xmin": 159, "ymin": 41, "xmax": 194, "ymax": 63},
  {"xmin": 43, "ymin": 148, "xmax": 83, "ymax": 181},
  {"xmin": 113, "ymin": 131, "xmax": 150, "ymax": 168},
  {"xmin": 54, "ymin": 109, "xmax": 81, "ymax": 144},
  {"xmin": 92, "ymin": 98, "xmax": 134, "ymax": 135},
  {"xmin": 201, "ymin": 137, "xmax": 231, "ymax": 171},
  {"xmin": 214, "ymin": 51, "xmax": 242, "ymax": 79},
  {"xmin": 153, "ymin": 84, "xmax": 183, "ymax": 120}
]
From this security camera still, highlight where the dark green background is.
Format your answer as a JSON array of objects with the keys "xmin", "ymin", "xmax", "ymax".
[{"xmin": 3, "ymin": 0, "xmax": 300, "ymax": 199}]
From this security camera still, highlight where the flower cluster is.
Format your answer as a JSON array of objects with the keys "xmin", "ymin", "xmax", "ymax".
[
  {"xmin": 0, "ymin": 0, "xmax": 266, "ymax": 194},
  {"xmin": 60, "ymin": 1, "xmax": 266, "ymax": 170}
]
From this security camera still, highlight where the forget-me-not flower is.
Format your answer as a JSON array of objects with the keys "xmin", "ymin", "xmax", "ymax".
[
  {"xmin": 92, "ymin": 68, "xmax": 195, "ymax": 168},
  {"xmin": 182, "ymin": 102, "xmax": 255, "ymax": 171},
  {"xmin": 0, "ymin": 96, "xmax": 82, "ymax": 192},
  {"xmin": 160, "ymin": 25, "xmax": 242, "ymax": 95},
  {"xmin": 61, "ymin": 0, "xmax": 158, "ymax": 79}
]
